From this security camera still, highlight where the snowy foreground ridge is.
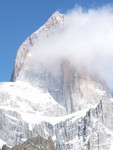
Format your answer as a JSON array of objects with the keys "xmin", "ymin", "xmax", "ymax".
[{"xmin": 0, "ymin": 12, "xmax": 113, "ymax": 150}]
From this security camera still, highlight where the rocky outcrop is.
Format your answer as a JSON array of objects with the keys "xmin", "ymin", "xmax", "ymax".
[
  {"xmin": 2, "ymin": 145, "xmax": 11, "ymax": 150},
  {"xmin": 2, "ymin": 136, "xmax": 55, "ymax": 150}
]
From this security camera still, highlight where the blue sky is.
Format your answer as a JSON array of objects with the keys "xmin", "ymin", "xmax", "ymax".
[{"xmin": 0, "ymin": 0, "xmax": 113, "ymax": 81}]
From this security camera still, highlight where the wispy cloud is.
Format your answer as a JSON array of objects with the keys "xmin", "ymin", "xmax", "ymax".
[{"xmin": 30, "ymin": 5, "xmax": 113, "ymax": 90}]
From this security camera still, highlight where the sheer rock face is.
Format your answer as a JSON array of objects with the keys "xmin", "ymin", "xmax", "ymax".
[
  {"xmin": 11, "ymin": 12, "xmax": 111, "ymax": 114},
  {"xmin": 0, "ymin": 12, "xmax": 113, "ymax": 150},
  {"xmin": 11, "ymin": 12, "xmax": 64, "ymax": 82}
]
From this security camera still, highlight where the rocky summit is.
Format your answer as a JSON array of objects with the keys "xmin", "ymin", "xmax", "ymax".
[{"xmin": 0, "ymin": 12, "xmax": 113, "ymax": 150}]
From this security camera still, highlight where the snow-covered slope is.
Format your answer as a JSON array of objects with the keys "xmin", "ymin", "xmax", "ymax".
[
  {"xmin": 0, "ymin": 81, "xmax": 66, "ymax": 147},
  {"xmin": 0, "ymin": 81, "xmax": 66, "ymax": 117},
  {"xmin": 0, "ymin": 85, "xmax": 113, "ymax": 149},
  {"xmin": 0, "ymin": 12, "xmax": 113, "ymax": 150}
]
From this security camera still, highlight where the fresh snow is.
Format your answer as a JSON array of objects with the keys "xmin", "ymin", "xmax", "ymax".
[
  {"xmin": 20, "ymin": 107, "xmax": 89, "ymax": 127},
  {"xmin": 0, "ymin": 81, "xmax": 66, "ymax": 117}
]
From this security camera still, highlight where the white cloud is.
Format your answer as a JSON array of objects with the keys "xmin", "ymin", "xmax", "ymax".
[{"xmin": 30, "ymin": 6, "xmax": 113, "ymax": 91}]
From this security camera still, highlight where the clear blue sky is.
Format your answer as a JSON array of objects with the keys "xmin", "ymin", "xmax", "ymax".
[{"xmin": 0, "ymin": 0, "xmax": 113, "ymax": 82}]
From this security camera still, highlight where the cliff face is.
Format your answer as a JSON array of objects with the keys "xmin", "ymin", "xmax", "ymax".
[
  {"xmin": 11, "ymin": 12, "xmax": 111, "ymax": 114},
  {"xmin": 11, "ymin": 12, "xmax": 64, "ymax": 82},
  {"xmin": 0, "ymin": 12, "xmax": 113, "ymax": 150}
]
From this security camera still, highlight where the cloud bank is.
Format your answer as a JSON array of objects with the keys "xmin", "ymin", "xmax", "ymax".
[{"xmin": 30, "ymin": 6, "xmax": 113, "ymax": 91}]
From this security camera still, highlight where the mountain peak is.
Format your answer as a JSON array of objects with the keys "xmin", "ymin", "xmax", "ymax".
[
  {"xmin": 1, "ymin": 10, "xmax": 113, "ymax": 150},
  {"xmin": 48, "ymin": 11, "xmax": 64, "ymax": 23},
  {"xmin": 11, "ymin": 12, "xmax": 65, "ymax": 82},
  {"xmin": 41, "ymin": 11, "xmax": 64, "ymax": 31},
  {"xmin": 50, "ymin": 11, "xmax": 64, "ymax": 21},
  {"xmin": 11, "ymin": 10, "xmax": 111, "ymax": 114}
]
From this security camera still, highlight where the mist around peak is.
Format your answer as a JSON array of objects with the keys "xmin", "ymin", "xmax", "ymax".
[{"xmin": 28, "ymin": 5, "xmax": 113, "ymax": 91}]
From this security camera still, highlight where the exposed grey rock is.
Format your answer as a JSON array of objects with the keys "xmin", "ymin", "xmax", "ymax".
[
  {"xmin": 2, "ymin": 145, "xmax": 11, "ymax": 150},
  {"xmin": 12, "ymin": 136, "xmax": 55, "ymax": 150},
  {"xmin": 2, "ymin": 136, "xmax": 55, "ymax": 150}
]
